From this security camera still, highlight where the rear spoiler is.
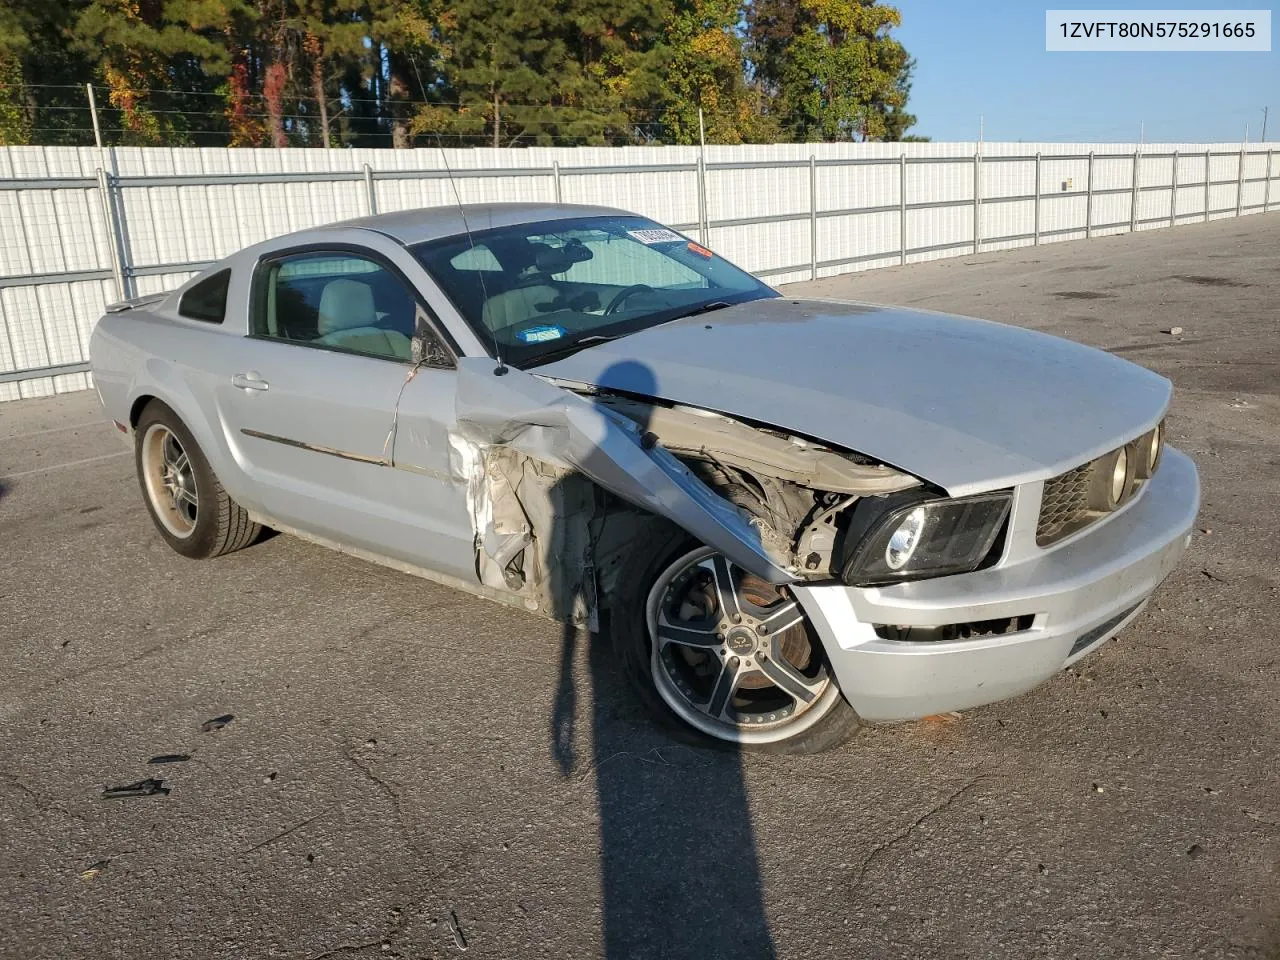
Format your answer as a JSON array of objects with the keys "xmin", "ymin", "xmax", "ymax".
[{"xmin": 105, "ymin": 292, "xmax": 168, "ymax": 314}]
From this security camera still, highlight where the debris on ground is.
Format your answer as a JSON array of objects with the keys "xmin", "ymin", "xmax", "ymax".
[
  {"xmin": 200, "ymin": 714, "xmax": 234, "ymax": 732},
  {"xmin": 1163, "ymin": 326, "xmax": 1184, "ymax": 336},
  {"xmin": 1201, "ymin": 569, "xmax": 1229, "ymax": 583},
  {"xmin": 101, "ymin": 778, "xmax": 170, "ymax": 799},
  {"xmin": 79, "ymin": 860, "xmax": 110, "ymax": 881},
  {"xmin": 447, "ymin": 910, "xmax": 468, "ymax": 951},
  {"xmin": 147, "ymin": 754, "xmax": 190, "ymax": 764},
  {"xmin": 1186, "ymin": 843, "xmax": 1206, "ymax": 858}
]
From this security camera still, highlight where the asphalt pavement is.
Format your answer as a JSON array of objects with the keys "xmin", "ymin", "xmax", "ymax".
[{"xmin": 1, "ymin": 214, "xmax": 1278, "ymax": 959}]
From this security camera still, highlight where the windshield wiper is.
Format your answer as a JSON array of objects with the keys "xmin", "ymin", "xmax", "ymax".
[
  {"xmin": 525, "ymin": 334, "xmax": 619, "ymax": 365},
  {"xmin": 670, "ymin": 300, "xmax": 733, "ymax": 320},
  {"xmin": 522, "ymin": 301, "xmax": 738, "ymax": 367}
]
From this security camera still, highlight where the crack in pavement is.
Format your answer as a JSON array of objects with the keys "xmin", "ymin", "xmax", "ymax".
[
  {"xmin": 849, "ymin": 776, "xmax": 987, "ymax": 894},
  {"xmin": 241, "ymin": 809, "xmax": 328, "ymax": 855},
  {"xmin": 0, "ymin": 770, "xmax": 87, "ymax": 823},
  {"xmin": 341, "ymin": 741, "xmax": 431, "ymax": 864},
  {"xmin": 306, "ymin": 937, "xmax": 385, "ymax": 960},
  {"xmin": 574, "ymin": 745, "xmax": 705, "ymax": 785},
  {"xmin": 307, "ymin": 900, "xmax": 423, "ymax": 960},
  {"xmin": 4, "ymin": 626, "xmax": 221, "ymax": 717}
]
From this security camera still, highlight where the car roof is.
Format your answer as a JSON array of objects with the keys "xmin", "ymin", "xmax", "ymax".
[{"xmin": 333, "ymin": 202, "xmax": 634, "ymax": 246}]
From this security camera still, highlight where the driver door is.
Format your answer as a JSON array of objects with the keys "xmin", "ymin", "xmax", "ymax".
[{"xmin": 214, "ymin": 247, "xmax": 477, "ymax": 580}]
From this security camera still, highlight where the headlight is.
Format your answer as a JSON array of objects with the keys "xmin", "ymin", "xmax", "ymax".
[
  {"xmin": 884, "ymin": 506, "xmax": 926, "ymax": 570},
  {"xmin": 1111, "ymin": 447, "xmax": 1128, "ymax": 501},
  {"xmin": 1088, "ymin": 445, "xmax": 1136, "ymax": 511},
  {"xmin": 1133, "ymin": 421, "xmax": 1164, "ymax": 479},
  {"xmin": 840, "ymin": 491, "xmax": 1012, "ymax": 586}
]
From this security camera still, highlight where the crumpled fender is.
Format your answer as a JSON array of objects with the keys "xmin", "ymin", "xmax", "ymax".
[{"xmin": 453, "ymin": 357, "xmax": 794, "ymax": 584}]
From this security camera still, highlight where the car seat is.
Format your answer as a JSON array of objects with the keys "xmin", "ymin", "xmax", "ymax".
[{"xmin": 316, "ymin": 278, "xmax": 411, "ymax": 360}]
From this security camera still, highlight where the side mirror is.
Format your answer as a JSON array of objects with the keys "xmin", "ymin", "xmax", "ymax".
[{"xmin": 411, "ymin": 304, "xmax": 455, "ymax": 368}]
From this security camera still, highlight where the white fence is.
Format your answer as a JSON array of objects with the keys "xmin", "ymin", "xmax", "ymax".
[{"xmin": 1, "ymin": 140, "xmax": 1276, "ymax": 401}]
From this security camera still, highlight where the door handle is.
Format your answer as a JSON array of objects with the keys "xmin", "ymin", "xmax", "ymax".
[{"xmin": 232, "ymin": 372, "xmax": 269, "ymax": 391}]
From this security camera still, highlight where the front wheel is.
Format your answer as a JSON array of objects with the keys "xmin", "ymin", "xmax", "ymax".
[{"xmin": 611, "ymin": 538, "xmax": 861, "ymax": 754}]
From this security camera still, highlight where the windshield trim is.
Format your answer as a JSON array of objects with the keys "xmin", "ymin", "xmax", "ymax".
[{"xmin": 408, "ymin": 216, "xmax": 778, "ymax": 368}]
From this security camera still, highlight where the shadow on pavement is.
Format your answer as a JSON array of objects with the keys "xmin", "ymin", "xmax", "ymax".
[{"xmin": 549, "ymin": 360, "xmax": 777, "ymax": 960}]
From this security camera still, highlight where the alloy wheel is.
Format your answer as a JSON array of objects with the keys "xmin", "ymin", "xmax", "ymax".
[
  {"xmin": 140, "ymin": 423, "xmax": 199, "ymax": 538},
  {"xmin": 646, "ymin": 546, "xmax": 843, "ymax": 744}
]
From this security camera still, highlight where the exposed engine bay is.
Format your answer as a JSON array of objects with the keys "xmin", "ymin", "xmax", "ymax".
[{"xmin": 452, "ymin": 363, "xmax": 921, "ymax": 628}]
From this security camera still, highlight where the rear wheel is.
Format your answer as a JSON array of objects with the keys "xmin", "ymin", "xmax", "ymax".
[
  {"xmin": 134, "ymin": 401, "xmax": 260, "ymax": 559},
  {"xmin": 612, "ymin": 537, "xmax": 861, "ymax": 753}
]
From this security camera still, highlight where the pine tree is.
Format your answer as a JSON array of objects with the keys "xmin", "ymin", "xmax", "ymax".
[
  {"xmin": 746, "ymin": 0, "xmax": 917, "ymax": 141},
  {"xmin": 661, "ymin": 0, "xmax": 780, "ymax": 145},
  {"xmin": 73, "ymin": 0, "xmax": 256, "ymax": 144},
  {"xmin": 0, "ymin": 4, "xmax": 33, "ymax": 146}
]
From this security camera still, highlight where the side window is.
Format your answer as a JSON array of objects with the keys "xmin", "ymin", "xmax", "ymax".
[
  {"xmin": 178, "ymin": 269, "xmax": 231, "ymax": 324},
  {"xmin": 252, "ymin": 253, "xmax": 418, "ymax": 362}
]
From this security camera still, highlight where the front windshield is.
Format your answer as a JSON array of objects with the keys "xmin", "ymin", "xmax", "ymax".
[{"xmin": 412, "ymin": 215, "xmax": 777, "ymax": 366}]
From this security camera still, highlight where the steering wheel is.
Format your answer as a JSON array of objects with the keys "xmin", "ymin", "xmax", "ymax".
[{"xmin": 604, "ymin": 284, "xmax": 656, "ymax": 315}]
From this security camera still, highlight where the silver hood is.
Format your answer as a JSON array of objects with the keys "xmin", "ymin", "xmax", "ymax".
[{"xmin": 535, "ymin": 298, "xmax": 1172, "ymax": 497}]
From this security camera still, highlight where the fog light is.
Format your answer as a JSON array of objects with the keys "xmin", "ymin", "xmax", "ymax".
[{"xmin": 885, "ymin": 506, "xmax": 926, "ymax": 570}]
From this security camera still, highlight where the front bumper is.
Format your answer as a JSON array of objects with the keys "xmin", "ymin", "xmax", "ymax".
[{"xmin": 793, "ymin": 447, "xmax": 1200, "ymax": 722}]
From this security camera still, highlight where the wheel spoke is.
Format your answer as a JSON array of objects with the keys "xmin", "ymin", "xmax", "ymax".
[
  {"xmin": 760, "ymin": 640, "xmax": 825, "ymax": 705},
  {"xmin": 706, "ymin": 660, "xmax": 743, "ymax": 719},
  {"xmin": 162, "ymin": 433, "xmax": 181, "ymax": 467},
  {"xmin": 656, "ymin": 617, "xmax": 721, "ymax": 649},
  {"xmin": 172, "ymin": 451, "xmax": 190, "ymax": 476},
  {"xmin": 758, "ymin": 600, "xmax": 802, "ymax": 634},
  {"xmin": 177, "ymin": 487, "xmax": 198, "ymax": 508},
  {"xmin": 708, "ymin": 555, "xmax": 742, "ymax": 622}
]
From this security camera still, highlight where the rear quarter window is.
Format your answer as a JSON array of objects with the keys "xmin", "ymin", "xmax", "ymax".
[{"xmin": 179, "ymin": 269, "xmax": 231, "ymax": 324}]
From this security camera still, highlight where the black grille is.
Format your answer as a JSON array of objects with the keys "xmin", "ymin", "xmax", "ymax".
[
  {"xmin": 1068, "ymin": 602, "xmax": 1143, "ymax": 658},
  {"xmin": 1037, "ymin": 461, "xmax": 1096, "ymax": 546},
  {"xmin": 873, "ymin": 614, "xmax": 1035, "ymax": 643}
]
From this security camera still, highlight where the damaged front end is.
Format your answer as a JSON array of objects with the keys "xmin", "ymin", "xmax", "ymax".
[{"xmin": 452, "ymin": 358, "xmax": 919, "ymax": 627}]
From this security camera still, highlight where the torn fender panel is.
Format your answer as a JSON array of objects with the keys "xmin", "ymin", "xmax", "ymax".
[{"xmin": 454, "ymin": 358, "xmax": 794, "ymax": 584}]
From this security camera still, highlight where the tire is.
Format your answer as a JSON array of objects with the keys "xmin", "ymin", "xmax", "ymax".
[
  {"xmin": 609, "ymin": 530, "xmax": 862, "ymax": 754},
  {"xmin": 134, "ymin": 400, "xmax": 260, "ymax": 559}
]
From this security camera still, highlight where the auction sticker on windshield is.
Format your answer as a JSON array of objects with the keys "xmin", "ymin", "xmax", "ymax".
[
  {"xmin": 515, "ymin": 325, "xmax": 566, "ymax": 344},
  {"xmin": 628, "ymin": 228, "xmax": 684, "ymax": 244}
]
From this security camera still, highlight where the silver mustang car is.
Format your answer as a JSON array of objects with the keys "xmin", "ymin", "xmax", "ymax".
[{"xmin": 89, "ymin": 203, "xmax": 1199, "ymax": 753}]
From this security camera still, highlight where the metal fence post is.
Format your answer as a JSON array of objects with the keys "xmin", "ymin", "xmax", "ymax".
[
  {"xmin": 696, "ymin": 154, "xmax": 708, "ymax": 243},
  {"xmin": 1236, "ymin": 148, "xmax": 1245, "ymax": 217},
  {"xmin": 1034, "ymin": 152, "xmax": 1042, "ymax": 245},
  {"xmin": 973, "ymin": 151, "xmax": 982, "ymax": 253},
  {"xmin": 1129, "ymin": 148, "xmax": 1141, "ymax": 232},
  {"xmin": 1169, "ymin": 150, "xmax": 1178, "ymax": 227},
  {"xmin": 552, "ymin": 160, "xmax": 562, "ymax": 202},
  {"xmin": 1204, "ymin": 150, "xmax": 1211, "ymax": 221},
  {"xmin": 899, "ymin": 153, "xmax": 907, "ymax": 265},
  {"xmin": 1266, "ymin": 149, "xmax": 1274, "ymax": 212},
  {"xmin": 86, "ymin": 84, "xmax": 103, "ymax": 150},
  {"xmin": 1084, "ymin": 151, "xmax": 1094, "ymax": 239},
  {"xmin": 95, "ymin": 167, "xmax": 129, "ymax": 301},
  {"xmin": 809, "ymin": 155, "xmax": 818, "ymax": 281},
  {"xmin": 362, "ymin": 163, "xmax": 376, "ymax": 216}
]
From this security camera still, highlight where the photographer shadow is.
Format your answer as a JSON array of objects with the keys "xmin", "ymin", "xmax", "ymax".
[{"xmin": 548, "ymin": 359, "xmax": 778, "ymax": 960}]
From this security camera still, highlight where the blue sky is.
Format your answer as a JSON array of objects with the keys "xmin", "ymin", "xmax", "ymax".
[{"xmin": 895, "ymin": 0, "xmax": 1278, "ymax": 142}]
